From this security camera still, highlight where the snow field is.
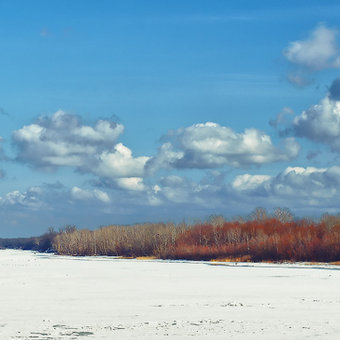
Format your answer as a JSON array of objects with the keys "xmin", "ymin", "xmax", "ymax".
[{"xmin": 0, "ymin": 249, "xmax": 340, "ymax": 339}]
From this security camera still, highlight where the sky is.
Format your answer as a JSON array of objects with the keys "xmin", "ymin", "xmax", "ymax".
[{"xmin": 1, "ymin": 0, "xmax": 340, "ymax": 236}]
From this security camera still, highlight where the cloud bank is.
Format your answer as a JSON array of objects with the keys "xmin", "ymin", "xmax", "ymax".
[
  {"xmin": 231, "ymin": 166, "xmax": 340, "ymax": 207},
  {"xmin": 13, "ymin": 113, "xmax": 300, "ymax": 185}
]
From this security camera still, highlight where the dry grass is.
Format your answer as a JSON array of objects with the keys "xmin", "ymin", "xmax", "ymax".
[{"xmin": 210, "ymin": 255, "xmax": 252, "ymax": 263}]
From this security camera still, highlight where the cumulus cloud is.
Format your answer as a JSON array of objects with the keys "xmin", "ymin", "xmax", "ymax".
[
  {"xmin": 12, "ymin": 110, "xmax": 150, "ymax": 183},
  {"xmin": 154, "ymin": 174, "xmax": 227, "ymax": 208},
  {"xmin": 70, "ymin": 186, "xmax": 110, "ymax": 203},
  {"xmin": 13, "ymin": 110, "xmax": 124, "ymax": 169},
  {"xmin": 283, "ymin": 24, "xmax": 340, "ymax": 70},
  {"xmin": 232, "ymin": 166, "xmax": 340, "ymax": 205},
  {"xmin": 114, "ymin": 177, "xmax": 146, "ymax": 191},
  {"xmin": 232, "ymin": 174, "xmax": 271, "ymax": 191},
  {"xmin": 271, "ymin": 167, "xmax": 332, "ymax": 198},
  {"xmin": 147, "ymin": 122, "xmax": 299, "ymax": 171},
  {"xmin": 13, "ymin": 110, "xmax": 120, "ymax": 168},
  {"xmin": 292, "ymin": 95, "xmax": 340, "ymax": 151},
  {"xmin": 145, "ymin": 142, "xmax": 184, "ymax": 173},
  {"xmin": 0, "ymin": 187, "xmax": 45, "ymax": 210},
  {"xmin": 93, "ymin": 143, "xmax": 149, "ymax": 179}
]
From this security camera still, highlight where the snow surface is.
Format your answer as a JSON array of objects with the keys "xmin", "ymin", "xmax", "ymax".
[{"xmin": 0, "ymin": 249, "xmax": 340, "ymax": 339}]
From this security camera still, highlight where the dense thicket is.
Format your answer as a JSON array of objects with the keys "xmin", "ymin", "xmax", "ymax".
[
  {"xmin": 53, "ymin": 223, "xmax": 186, "ymax": 257},
  {"xmin": 51, "ymin": 211, "xmax": 340, "ymax": 262},
  {"xmin": 2, "ymin": 210, "xmax": 340, "ymax": 262},
  {"xmin": 166, "ymin": 219, "xmax": 340, "ymax": 262}
]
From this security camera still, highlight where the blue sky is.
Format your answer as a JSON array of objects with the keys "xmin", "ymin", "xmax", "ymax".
[{"xmin": 1, "ymin": 0, "xmax": 340, "ymax": 236}]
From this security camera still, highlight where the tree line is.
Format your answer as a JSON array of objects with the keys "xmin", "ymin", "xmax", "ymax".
[{"xmin": 1, "ymin": 208, "xmax": 340, "ymax": 263}]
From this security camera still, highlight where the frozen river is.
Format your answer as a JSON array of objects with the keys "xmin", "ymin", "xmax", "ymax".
[{"xmin": 0, "ymin": 249, "xmax": 340, "ymax": 339}]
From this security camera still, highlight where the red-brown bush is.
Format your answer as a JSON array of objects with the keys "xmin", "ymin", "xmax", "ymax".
[{"xmin": 165, "ymin": 219, "xmax": 340, "ymax": 262}]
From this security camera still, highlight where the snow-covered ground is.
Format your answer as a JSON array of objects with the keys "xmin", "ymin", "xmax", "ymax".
[{"xmin": 0, "ymin": 249, "xmax": 339, "ymax": 339}]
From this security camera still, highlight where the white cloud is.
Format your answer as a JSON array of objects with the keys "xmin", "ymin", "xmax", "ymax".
[
  {"xmin": 0, "ymin": 187, "xmax": 44, "ymax": 210},
  {"xmin": 232, "ymin": 174, "xmax": 271, "ymax": 191},
  {"xmin": 232, "ymin": 166, "xmax": 339, "ymax": 203},
  {"xmin": 13, "ymin": 110, "xmax": 125, "ymax": 170},
  {"xmin": 151, "ymin": 174, "xmax": 232, "ymax": 209},
  {"xmin": 145, "ymin": 142, "xmax": 184, "ymax": 174},
  {"xmin": 271, "ymin": 166, "xmax": 330, "ymax": 198},
  {"xmin": 148, "ymin": 165, "xmax": 340, "ymax": 213},
  {"xmin": 94, "ymin": 143, "xmax": 149, "ymax": 179},
  {"xmin": 0, "ymin": 183, "xmax": 111, "ymax": 214},
  {"xmin": 93, "ymin": 189, "xmax": 111, "ymax": 203},
  {"xmin": 12, "ymin": 110, "xmax": 150, "ymax": 185},
  {"xmin": 114, "ymin": 177, "xmax": 146, "ymax": 191},
  {"xmin": 71, "ymin": 186, "xmax": 110, "ymax": 203},
  {"xmin": 147, "ymin": 122, "xmax": 299, "ymax": 171},
  {"xmin": 281, "ymin": 166, "xmax": 326, "ymax": 176},
  {"xmin": 283, "ymin": 24, "xmax": 340, "ymax": 70},
  {"xmin": 158, "ymin": 176, "xmax": 192, "ymax": 204},
  {"xmin": 12, "ymin": 113, "xmax": 300, "ymax": 184},
  {"xmin": 292, "ymin": 95, "xmax": 340, "ymax": 151}
]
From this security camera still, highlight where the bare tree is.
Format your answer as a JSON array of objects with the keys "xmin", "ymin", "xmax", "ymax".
[
  {"xmin": 273, "ymin": 207, "xmax": 294, "ymax": 223},
  {"xmin": 249, "ymin": 207, "xmax": 268, "ymax": 222}
]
